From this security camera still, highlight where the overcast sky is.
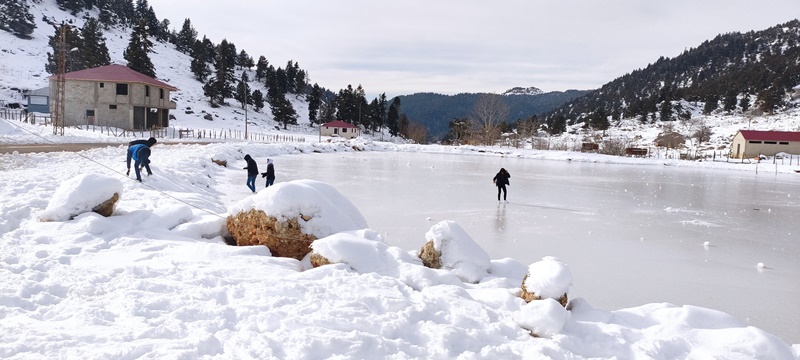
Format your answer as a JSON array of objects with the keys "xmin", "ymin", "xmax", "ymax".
[{"xmin": 148, "ymin": 1, "xmax": 799, "ymax": 99}]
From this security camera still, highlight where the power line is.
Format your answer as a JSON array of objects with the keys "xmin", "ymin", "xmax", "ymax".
[{"xmin": 1, "ymin": 117, "xmax": 228, "ymax": 221}]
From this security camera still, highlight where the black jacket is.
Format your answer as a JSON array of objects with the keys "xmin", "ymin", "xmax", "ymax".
[
  {"xmin": 244, "ymin": 155, "xmax": 259, "ymax": 176},
  {"xmin": 493, "ymin": 171, "xmax": 510, "ymax": 187},
  {"xmin": 265, "ymin": 163, "xmax": 275, "ymax": 179}
]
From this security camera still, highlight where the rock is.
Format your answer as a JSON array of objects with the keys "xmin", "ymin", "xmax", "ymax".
[
  {"xmin": 418, "ymin": 220, "xmax": 490, "ymax": 283},
  {"xmin": 91, "ymin": 192, "xmax": 120, "ymax": 217},
  {"xmin": 226, "ymin": 209, "xmax": 316, "ymax": 260},
  {"xmin": 211, "ymin": 158, "xmax": 227, "ymax": 167},
  {"xmin": 520, "ymin": 273, "xmax": 569, "ymax": 307},
  {"xmin": 39, "ymin": 174, "xmax": 123, "ymax": 221},
  {"xmin": 419, "ymin": 240, "xmax": 441, "ymax": 269},
  {"xmin": 519, "ymin": 256, "xmax": 573, "ymax": 307},
  {"xmin": 203, "ymin": 113, "xmax": 213, "ymax": 121},
  {"xmin": 226, "ymin": 180, "xmax": 368, "ymax": 260},
  {"xmin": 309, "ymin": 252, "xmax": 331, "ymax": 267}
]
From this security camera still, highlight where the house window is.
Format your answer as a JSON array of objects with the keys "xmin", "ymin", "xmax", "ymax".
[
  {"xmin": 779, "ymin": 142, "xmax": 789, "ymax": 145},
  {"xmin": 99, "ymin": 83, "xmax": 104, "ymax": 88},
  {"xmin": 160, "ymin": 88, "xmax": 164, "ymax": 99},
  {"xmin": 145, "ymin": 86, "xmax": 150, "ymax": 97},
  {"xmin": 116, "ymin": 84, "xmax": 128, "ymax": 95},
  {"xmin": 748, "ymin": 140, "xmax": 762, "ymax": 144},
  {"xmin": 764, "ymin": 141, "xmax": 777, "ymax": 144},
  {"xmin": 342, "ymin": 128, "xmax": 347, "ymax": 133},
  {"xmin": 109, "ymin": 104, "xmax": 117, "ymax": 110}
]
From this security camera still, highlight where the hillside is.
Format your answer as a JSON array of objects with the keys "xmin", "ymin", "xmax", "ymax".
[
  {"xmin": 397, "ymin": 90, "xmax": 589, "ymax": 140},
  {"xmin": 0, "ymin": 0, "xmax": 322, "ymax": 139},
  {"xmin": 542, "ymin": 19, "xmax": 800, "ymax": 132},
  {"xmin": 0, "ymin": 2, "xmax": 798, "ymax": 151}
]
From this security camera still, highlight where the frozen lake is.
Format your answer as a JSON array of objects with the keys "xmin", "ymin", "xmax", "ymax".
[{"xmin": 268, "ymin": 151, "xmax": 799, "ymax": 343}]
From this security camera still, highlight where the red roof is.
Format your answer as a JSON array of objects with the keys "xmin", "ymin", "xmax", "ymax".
[
  {"xmin": 739, "ymin": 130, "xmax": 800, "ymax": 142},
  {"xmin": 322, "ymin": 120, "xmax": 358, "ymax": 129},
  {"xmin": 50, "ymin": 64, "xmax": 178, "ymax": 91}
]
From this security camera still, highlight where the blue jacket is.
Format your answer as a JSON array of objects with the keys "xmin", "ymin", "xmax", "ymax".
[{"xmin": 130, "ymin": 144, "xmax": 149, "ymax": 161}]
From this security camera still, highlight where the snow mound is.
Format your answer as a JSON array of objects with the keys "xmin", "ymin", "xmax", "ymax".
[
  {"xmin": 524, "ymin": 256, "xmax": 573, "ymax": 299},
  {"xmin": 38, "ymin": 173, "xmax": 123, "ymax": 221},
  {"xmin": 228, "ymin": 179, "xmax": 367, "ymax": 238},
  {"xmin": 515, "ymin": 298, "xmax": 569, "ymax": 337},
  {"xmin": 424, "ymin": 220, "xmax": 491, "ymax": 283}
]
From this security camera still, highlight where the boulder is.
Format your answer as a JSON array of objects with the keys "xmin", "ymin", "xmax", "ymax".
[
  {"xmin": 91, "ymin": 192, "xmax": 120, "ymax": 217},
  {"xmin": 39, "ymin": 174, "xmax": 123, "ymax": 221},
  {"xmin": 520, "ymin": 256, "xmax": 573, "ymax": 307},
  {"xmin": 226, "ymin": 209, "xmax": 316, "ymax": 260},
  {"xmin": 226, "ymin": 180, "xmax": 368, "ymax": 260},
  {"xmin": 418, "ymin": 220, "xmax": 490, "ymax": 283}
]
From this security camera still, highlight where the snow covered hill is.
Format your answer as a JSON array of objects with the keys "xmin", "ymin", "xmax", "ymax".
[{"xmin": 0, "ymin": 0, "xmax": 318, "ymax": 140}]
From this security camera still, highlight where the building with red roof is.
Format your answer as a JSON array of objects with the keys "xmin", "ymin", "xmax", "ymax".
[
  {"xmin": 730, "ymin": 130, "xmax": 800, "ymax": 158},
  {"xmin": 320, "ymin": 120, "xmax": 360, "ymax": 139},
  {"xmin": 49, "ymin": 64, "xmax": 178, "ymax": 130}
]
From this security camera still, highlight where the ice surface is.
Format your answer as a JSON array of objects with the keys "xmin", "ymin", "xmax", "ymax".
[{"xmin": 272, "ymin": 151, "xmax": 800, "ymax": 343}]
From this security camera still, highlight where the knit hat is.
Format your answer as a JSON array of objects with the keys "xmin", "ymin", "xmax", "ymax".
[
  {"xmin": 147, "ymin": 137, "xmax": 157, "ymax": 146},
  {"xmin": 267, "ymin": 159, "xmax": 273, "ymax": 164}
]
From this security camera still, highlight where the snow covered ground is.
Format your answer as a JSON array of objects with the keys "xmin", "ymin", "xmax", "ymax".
[{"xmin": 1, "ymin": 126, "xmax": 799, "ymax": 358}]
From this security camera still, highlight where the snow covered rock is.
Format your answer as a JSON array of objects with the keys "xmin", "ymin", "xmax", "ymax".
[
  {"xmin": 418, "ymin": 220, "xmax": 491, "ymax": 283},
  {"xmin": 308, "ymin": 229, "xmax": 388, "ymax": 270},
  {"xmin": 226, "ymin": 180, "xmax": 368, "ymax": 260},
  {"xmin": 39, "ymin": 173, "xmax": 123, "ymax": 221},
  {"xmin": 521, "ymin": 256, "xmax": 573, "ymax": 307},
  {"xmin": 515, "ymin": 298, "xmax": 569, "ymax": 338}
]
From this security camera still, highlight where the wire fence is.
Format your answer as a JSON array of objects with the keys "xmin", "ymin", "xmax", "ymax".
[{"xmin": 1, "ymin": 109, "xmax": 306, "ymax": 143}]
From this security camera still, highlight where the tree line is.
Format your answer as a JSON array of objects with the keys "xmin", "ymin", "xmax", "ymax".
[
  {"xmin": 34, "ymin": 0, "xmax": 428, "ymax": 140},
  {"xmin": 541, "ymin": 19, "xmax": 800, "ymax": 135}
]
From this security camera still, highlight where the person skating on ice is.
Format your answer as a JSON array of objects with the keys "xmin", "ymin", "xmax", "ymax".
[
  {"xmin": 493, "ymin": 168, "xmax": 510, "ymax": 203},
  {"xmin": 243, "ymin": 154, "xmax": 259, "ymax": 193},
  {"xmin": 261, "ymin": 158, "xmax": 275, "ymax": 187}
]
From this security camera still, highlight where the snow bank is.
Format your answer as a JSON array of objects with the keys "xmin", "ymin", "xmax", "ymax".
[
  {"xmin": 425, "ymin": 220, "xmax": 491, "ymax": 283},
  {"xmin": 38, "ymin": 173, "xmax": 123, "ymax": 221}
]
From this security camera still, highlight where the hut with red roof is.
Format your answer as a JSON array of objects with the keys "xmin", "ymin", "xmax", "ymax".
[
  {"xmin": 730, "ymin": 130, "xmax": 800, "ymax": 158},
  {"xmin": 49, "ymin": 64, "xmax": 178, "ymax": 130},
  {"xmin": 320, "ymin": 120, "xmax": 360, "ymax": 139}
]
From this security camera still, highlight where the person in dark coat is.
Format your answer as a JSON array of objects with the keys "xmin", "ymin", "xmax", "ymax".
[
  {"xmin": 261, "ymin": 158, "xmax": 275, "ymax": 188},
  {"xmin": 243, "ymin": 154, "xmax": 259, "ymax": 193},
  {"xmin": 126, "ymin": 137, "xmax": 156, "ymax": 175},
  {"xmin": 129, "ymin": 144, "xmax": 152, "ymax": 182},
  {"xmin": 492, "ymin": 168, "xmax": 511, "ymax": 203}
]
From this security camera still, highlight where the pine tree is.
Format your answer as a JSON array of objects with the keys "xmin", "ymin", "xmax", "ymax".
[
  {"xmin": 56, "ymin": 0, "xmax": 84, "ymax": 15},
  {"xmin": 0, "ymin": 0, "xmax": 36, "ymax": 39},
  {"xmin": 251, "ymin": 89, "xmax": 264, "ymax": 112},
  {"xmin": 175, "ymin": 18, "xmax": 197, "ymax": 54},
  {"xmin": 267, "ymin": 74, "xmax": 297, "ymax": 128},
  {"xmin": 386, "ymin": 97, "xmax": 401, "ymax": 136},
  {"xmin": 255, "ymin": 56, "xmax": 268, "ymax": 82},
  {"xmin": 123, "ymin": 19, "xmax": 156, "ymax": 78},
  {"xmin": 285, "ymin": 60, "xmax": 297, "ymax": 93},
  {"xmin": 203, "ymin": 43, "xmax": 234, "ymax": 105},
  {"xmin": 80, "ymin": 18, "xmax": 111, "ymax": 70},
  {"xmin": 189, "ymin": 35, "xmax": 213, "ymax": 81},
  {"xmin": 135, "ymin": 0, "xmax": 161, "ymax": 40},
  {"xmin": 45, "ymin": 24, "xmax": 82, "ymax": 74},
  {"xmin": 237, "ymin": 50, "xmax": 254, "ymax": 70},
  {"xmin": 308, "ymin": 84, "xmax": 322, "ymax": 125},
  {"xmin": 236, "ymin": 72, "xmax": 251, "ymax": 109}
]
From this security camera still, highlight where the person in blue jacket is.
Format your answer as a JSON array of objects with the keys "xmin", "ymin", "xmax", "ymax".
[
  {"xmin": 129, "ymin": 144, "xmax": 152, "ymax": 182},
  {"xmin": 126, "ymin": 137, "xmax": 156, "ymax": 175},
  {"xmin": 243, "ymin": 154, "xmax": 259, "ymax": 193}
]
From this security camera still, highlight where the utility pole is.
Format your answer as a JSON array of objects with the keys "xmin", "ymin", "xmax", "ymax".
[
  {"xmin": 53, "ymin": 23, "xmax": 67, "ymax": 136},
  {"xmin": 243, "ymin": 72, "xmax": 248, "ymax": 140}
]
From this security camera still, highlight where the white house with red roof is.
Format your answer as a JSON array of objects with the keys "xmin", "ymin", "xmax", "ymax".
[
  {"xmin": 49, "ymin": 64, "xmax": 177, "ymax": 130},
  {"xmin": 730, "ymin": 130, "xmax": 800, "ymax": 158},
  {"xmin": 320, "ymin": 120, "xmax": 360, "ymax": 139}
]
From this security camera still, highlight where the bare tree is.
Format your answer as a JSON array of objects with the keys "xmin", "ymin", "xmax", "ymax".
[
  {"xmin": 471, "ymin": 94, "xmax": 509, "ymax": 146},
  {"xmin": 406, "ymin": 120, "xmax": 428, "ymax": 144}
]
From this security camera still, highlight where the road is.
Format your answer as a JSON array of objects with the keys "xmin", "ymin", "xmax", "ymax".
[{"xmin": 0, "ymin": 142, "xmax": 208, "ymax": 154}]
